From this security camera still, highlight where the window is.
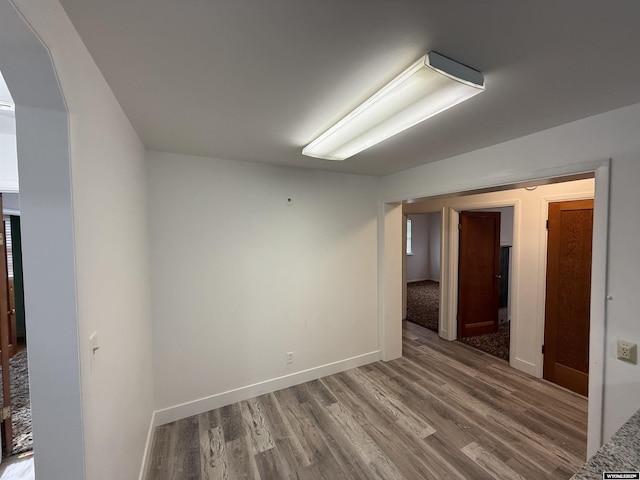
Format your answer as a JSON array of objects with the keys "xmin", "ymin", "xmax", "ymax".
[
  {"xmin": 406, "ymin": 217, "xmax": 412, "ymax": 255},
  {"xmin": 3, "ymin": 216, "xmax": 12, "ymax": 277}
]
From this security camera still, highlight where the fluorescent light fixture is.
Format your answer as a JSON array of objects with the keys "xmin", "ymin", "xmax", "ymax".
[{"xmin": 302, "ymin": 51, "xmax": 485, "ymax": 161}]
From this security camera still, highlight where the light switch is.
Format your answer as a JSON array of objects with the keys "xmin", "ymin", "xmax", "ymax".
[{"xmin": 89, "ymin": 332, "xmax": 99, "ymax": 372}]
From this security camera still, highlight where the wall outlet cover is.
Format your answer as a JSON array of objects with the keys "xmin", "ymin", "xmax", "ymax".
[{"xmin": 617, "ymin": 340, "xmax": 637, "ymax": 364}]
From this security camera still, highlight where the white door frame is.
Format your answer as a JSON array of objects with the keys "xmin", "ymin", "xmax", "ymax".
[
  {"xmin": 381, "ymin": 160, "xmax": 610, "ymax": 457},
  {"xmin": 441, "ymin": 200, "xmax": 519, "ymax": 346}
]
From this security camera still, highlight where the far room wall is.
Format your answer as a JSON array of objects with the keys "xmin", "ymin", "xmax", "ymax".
[
  {"xmin": 406, "ymin": 212, "xmax": 440, "ymax": 282},
  {"xmin": 147, "ymin": 151, "xmax": 380, "ymax": 423}
]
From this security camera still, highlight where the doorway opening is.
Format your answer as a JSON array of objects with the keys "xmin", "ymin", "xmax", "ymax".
[
  {"xmin": 0, "ymin": 208, "xmax": 30, "ymax": 457},
  {"xmin": 455, "ymin": 207, "xmax": 513, "ymax": 361},
  {"xmin": 0, "ymin": 3, "xmax": 85, "ymax": 476},
  {"xmin": 404, "ymin": 212, "xmax": 441, "ymax": 333},
  {"xmin": 0, "ymin": 69, "xmax": 31, "ymax": 459},
  {"xmin": 395, "ymin": 170, "xmax": 605, "ymax": 456}
]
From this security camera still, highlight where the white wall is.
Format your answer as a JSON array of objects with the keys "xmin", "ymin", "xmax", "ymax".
[
  {"xmin": 406, "ymin": 214, "xmax": 429, "ymax": 281},
  {"xmin": 406, "ymin": 212, "xmax": 440, "ymax": 282},
  {"xmin": 0, "ymin": 131, "xmax": 18, "ymax": 192},
  {"xmin": 2, "ymin": 2, "xmax": 154, "ymax": 479},
  {"xmin": 382, "ymin": 102, "xmax": 640, "ymax": 444},
  {"xmin": 1, "ymin": 192, "xmax": 18, "ymax": 213},
  {"xmin": 147, "ymin": 151, "xmax": 379, "ymax": 419}
]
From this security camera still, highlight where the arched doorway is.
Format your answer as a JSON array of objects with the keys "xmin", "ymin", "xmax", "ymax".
[{"xmin": 0, "ymin": 1, "xmax": 84, "ymax": 477}]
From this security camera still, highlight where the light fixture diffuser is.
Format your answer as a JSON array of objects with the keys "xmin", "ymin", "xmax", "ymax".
[{"xmin": 302, "ymin": 51, "xmax": 484, "ymax": 161}]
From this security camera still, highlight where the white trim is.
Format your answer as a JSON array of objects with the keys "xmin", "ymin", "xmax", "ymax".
[
  {"xmin": 152, "ymin": 351, "xmax": 380, "ymax": 427},
  {"xmin": 510, "ymin": 358, "xmax": 537, "ymax": 376},
  {"xmin": 383, "ymin": 159, "xmax": 607, "ymax": 204},
  {"xmin": 377, "ymin": 202, "xmax": 386, "ymax": 356},
  {"xmin": 382, "ymin": 203, "xmax": 403, "ymax": 361},
  {"xmin": 587, "ymin": 162, "xmax": 610, "ymax": 457},
  {"xmin": 437, "ymin": 207, "xmax": 451, "ymax": 339},
  {"xmin": 442, "ymin": 208, "xmax": 459, "ymax": 341},
  {"xmin": 1, "ymin": 3, "xmax": 86, "ymax": 478},
  {"xmin": 138, "ymin": 411, "xmax": 157, "ymax": 480}
]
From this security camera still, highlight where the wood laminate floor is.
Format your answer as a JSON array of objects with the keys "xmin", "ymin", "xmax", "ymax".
[{"xmin": 146, "ymin": 321, "xmax": 588, "ymax": 479}]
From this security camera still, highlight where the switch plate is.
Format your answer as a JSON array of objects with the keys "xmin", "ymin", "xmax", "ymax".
[
  {"xmin": 617, "ymin": 340, "xmax": 637, "ymax": 364},
  {"xmin": 89, "ymin": 332, "xmax": 99, "ymax": 372},
  {"xmin": 286, "ymin": 352, "xmax": 293, "ymax": 364}
]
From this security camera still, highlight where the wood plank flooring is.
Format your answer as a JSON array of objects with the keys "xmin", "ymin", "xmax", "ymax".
[{"xmin": 146, "ymin": 321, "xmax": 587, "ymax": 479}]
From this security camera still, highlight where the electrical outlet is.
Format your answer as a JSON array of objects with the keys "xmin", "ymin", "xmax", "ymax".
[
  {"xmin": 617, "ymin": 340, "xmax": 637, "ymax": 364},
  {"xmin": 286, "ymin": 352, "xmax": 294, "ymax": 364}
]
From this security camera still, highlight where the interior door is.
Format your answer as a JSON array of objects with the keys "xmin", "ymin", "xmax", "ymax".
[
  {"xmin": 0, "ymin": 195, "xmax": 12, "ymax": 455},
  {"xmin": 458, "ymin": 211, "xmax": 501, "ymax": 338},
  {"xmin": 543, "ymin": 199, "xmax": 593, "ymax": 396}
]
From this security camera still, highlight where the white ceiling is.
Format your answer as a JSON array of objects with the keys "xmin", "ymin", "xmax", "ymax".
[{"xmin": 57, "ymin": 0, "xmax": 640, "ymax": 176}]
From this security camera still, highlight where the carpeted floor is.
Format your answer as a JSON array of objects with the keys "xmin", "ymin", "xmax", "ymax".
[
  {"xmin": 457, "ymin": 321, "xmax": 510, "ymax": 361},
  {"xmin": 406, "ymin": 280, "xmax": 510, "ymax": 361},
  {"xmin": 406, "ymin": 280, "xmax": 439, "ymax": 332},
  {"xmin": 0, "ymin": 347, "xmax": 32, "ymax": 455}
]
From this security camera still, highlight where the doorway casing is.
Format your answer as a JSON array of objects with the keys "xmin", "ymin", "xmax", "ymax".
[
  {"xmin": 380, "ymin": 160, "xmax": 610, "ymax": 457},
  {"xmin": 0, "ymin": 1, "xmax": 85, "ymax": 477}
]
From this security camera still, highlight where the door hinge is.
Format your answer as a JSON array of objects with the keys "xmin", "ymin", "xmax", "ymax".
[
  {"xmin": 541, "ymin": 344, "xmax": 545, "ymax": 354},
  {"xmin": 458, "ymin": 223, "xmax": 462, "ymax": 230},
  {"xmin": 1, "ymin": 405, "xmax": 10, "ymax": 421},
  {"xmin": 546, "ymin": 219, "xmax": 549, "ymax": 230}
]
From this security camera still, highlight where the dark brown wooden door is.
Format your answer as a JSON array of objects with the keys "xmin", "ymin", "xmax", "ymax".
[
  {"xmin": 543, "ymin": 199, "xmax": 593, "ymax": 396},
  {"xmin": 0, "ymin": 194, "xmax": 12, "ymax": 454},
  {"xmin": 458, "ymin": 211, "xmax": 501, "ymax": 338}
]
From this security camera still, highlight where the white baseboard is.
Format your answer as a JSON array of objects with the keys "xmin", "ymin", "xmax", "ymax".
[
  {"xmin": 138, "ymin": 410, "xmax": 157, "ymax": 480},
  {"xmin": 152, "ymin": 350, "xmax": 380, "ymax": 428},
  {"xmin": 407, "ymin": 277, "xmax": 439, "ymax": 283},
  {"xmin": 511, "ymin": 356, "xmax": 537, "ymax": 377}
]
